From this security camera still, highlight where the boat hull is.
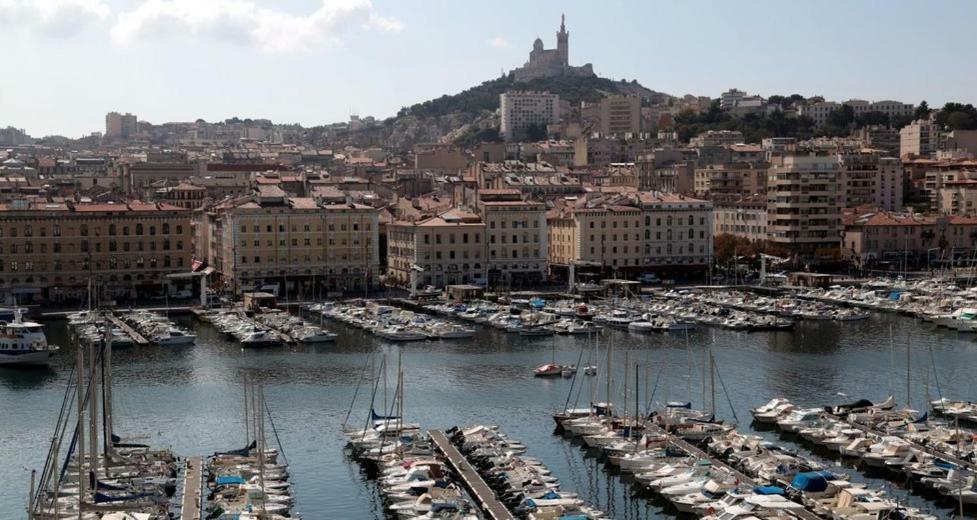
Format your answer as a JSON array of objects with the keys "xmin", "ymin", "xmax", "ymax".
[{"xmin": 0, "ymin": 349, "xmax": 55, "ymax": 365}]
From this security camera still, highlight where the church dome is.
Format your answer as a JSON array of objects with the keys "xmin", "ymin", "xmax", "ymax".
[{"xmin": 533, "ymin": 37, "xmax": 543, "ymax": 51}]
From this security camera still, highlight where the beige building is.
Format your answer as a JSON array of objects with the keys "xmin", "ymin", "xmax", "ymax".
[
  {"xmin": 713, "ymin": 198, "xmax": 768, "ymax": 242},
  {"xmin": 548, "ymin": 192, "xmax": 713, "ymax": 276},
  {"xmin": 155, "ymin": 182, "xmax": 207, "ymax": 209},
  {"xmin": 105, "ymin": 111, "xmax": 137, "ymax": 139},
  {"xmin": 841, "ymin": 209, "xmax": 977, "ymax": 264},
  {"xmin": 767, "ymin": 154, "xmax": 842, "ymax": 259},
  {"xmin": 206, "ymin": 192, "xmax": 379, "ymax": 296},
  {"xmin": 838, "ymin": 151, "xmax": 904, "ymax": 211},
  {"xmin": 476, "ymin": 190, "xmax": 548, "ymax": 286},
  {"xmin": 900, "ymin": 119, "xmax": 942, "ymax": 158},
  {"xmin": 413, "ymin": 144, "xmax": 467, "ymax": 172},
  {"xmin": 694, "ymin": 162, "xmax": 767, "ymax": 201},
  {"xmin": 500, "ymin": 91, "xmax": 560, "ymax": 141},
  {"xmin": 599, "ymin": 95, "xmax": 641, "ymax": 136},
  {"xmin": 937, "ymin": 180, "xmax": 977, "ymax": 216},
  {"xmin": 387, "ymin": 208, "xmax": 487, "ymax": 288},
  {"xmin": 0, "ymin": 200, "xmax": 192, "ymax": 303}
]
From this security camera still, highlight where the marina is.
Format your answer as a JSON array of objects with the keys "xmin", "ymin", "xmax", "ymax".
[{"xmin": 3, "ymin": 287, "xmax": 977, "ymax": 518}]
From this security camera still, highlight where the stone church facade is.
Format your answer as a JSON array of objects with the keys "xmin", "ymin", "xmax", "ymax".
[{"xmin": 512, "ymin": 15, "xmax": 594, "ymax": 82}]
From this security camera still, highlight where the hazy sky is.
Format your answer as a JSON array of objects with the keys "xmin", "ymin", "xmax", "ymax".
[{"xmin": 3, "ymin": 0, "xmax": 976, "ymax": 137}]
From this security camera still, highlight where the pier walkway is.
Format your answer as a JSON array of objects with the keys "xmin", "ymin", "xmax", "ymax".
[
  {"xmin": 429, "ymin": 430, "xmax": 515, "ymax": 520},
  {"xmin": 105, "ymin": 313, "xmax": 151, "ymax": 345},
  {"xmin": 181, "ymin": 456, "xmax": 202, "ymax": 520}
]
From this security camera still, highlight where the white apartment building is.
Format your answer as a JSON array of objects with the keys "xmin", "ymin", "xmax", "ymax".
[
  {"xmin": 801, "ymin": 99, "xmax": 913, "ymax": 128},
  {"xmin": 500, "ymin": 91, "xmax": 560, "ymax": 141},
  {"xmin": 767, "ymin": 154, "xmax": 843, "ymax": 259}
]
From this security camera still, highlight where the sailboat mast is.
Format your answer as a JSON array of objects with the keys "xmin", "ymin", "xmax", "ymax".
[
  {"xmin": 634, "ymin": 363, "xmax": 640, "ymax": 427},
  {"xmin": 75, "ymin": 345, "xmax": 87, "ymax": 514},
  {"xmin": 623, "ymin": 352, "xmax": 629, "ymax": 424},
  {"xmin": 102, "ymin": 324, "xmax": 113, "ymax": 474},
  {"xmin": 606, "ymin": 336, "xmax": 612, "ymax": 413},
  {"xmin": 889, "ymin": 324, "xmax": 894, "ymax": 398},
  {"xmin": 701, "ymin": 348, "xmax": 706, "ymax": 409},
  {"xmin": 87, "ymin": 340, "xmax": 98, "ymax": 480},
  {"xmin": 257, "ymin": 384, "xmax": 267, "ymax": 516},
  {"xmin": 906, "ymin": 332, "xmax": 911, "ymax": 410},
  {"xmin": 243, "ymin": 374, "xmax": 250, "ymax": 447},
  {"xmin": 398, "ymin": 351, "xmax": 403, "ymax": 446},
  {"xmin": 710, "ymin": 351, "xmax": 716, "ymax": 415}
]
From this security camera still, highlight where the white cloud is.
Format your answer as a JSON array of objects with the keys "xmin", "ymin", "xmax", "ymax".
[
  {"xmin": 110, "ymin": 0, "xmax": 404, "ymax": 53},
  {"xmin": 487, "ymin": 36, "xmax": 508, "ymax": 48},
  {"xmin": 0, "ymin": 0, "xmax": 110, "ymax": 35}
]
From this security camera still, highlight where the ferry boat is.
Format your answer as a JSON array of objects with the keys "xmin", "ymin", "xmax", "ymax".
[{"xmin": 0, "ymin": 309, "xmax": 58, "ymax": 365}]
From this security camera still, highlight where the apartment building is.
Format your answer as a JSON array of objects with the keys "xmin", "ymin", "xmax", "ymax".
[
  {"xmin": 713, "ymin": 197, "xmax": 768, "ymax": 241},
  {"xmin": 475, "ymin": 189, "xmax": 547, "ymax": 286},
  {"xmin": 500, "ymin": 91, "xmax": 560, "ymax": 141},
  {"xmin": 598, "ymin": 95, "xmax": 641, "ymax": 136},
  {"xmin": 900, "ymin": 119, "xmax": 942, "ymax": 158},
  {"xmin": 0, "ymin": 200, "xmax": 192, "ymax": 303},
  {"xmin": 766, "ymin": 154, "xmax": 843, "ymax": 259},
  {"xmin": 801, "ymin": 100, "xmax": 913, "ymax": 128},
  {"xmin": 842, "ymin": 208, "xmax": 977, "ymax": 265},
  {"xmin": 937, "ymin": 180, "xmax": 977, "ymax": 216},
  {"xmin": 105, "ymin": 111, "xmax": 138, "ymax": 139},
  {"xmin": 386, "ymin": 208, "xmax": 487, "ymax": 288},
  {"xmin": 548, "ymin": 192, "xmax": 713, "ymax": 276},
  {"xmin": 206, "ymin": 190, "xmax": 379, "ymax": 296},
  {"xmin": 693, "ymin": 162, "xmax": 767, "ymax": 201}
]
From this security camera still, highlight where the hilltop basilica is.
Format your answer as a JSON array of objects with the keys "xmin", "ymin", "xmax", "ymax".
[{"xmin": 511, "ymin": 15, "xmax": 594, "ymax": 82}]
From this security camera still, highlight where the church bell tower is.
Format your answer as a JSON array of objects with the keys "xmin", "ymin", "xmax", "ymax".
[{"xmin": 556, "ymin": 14, "xmax": 569, "ymax": 68}]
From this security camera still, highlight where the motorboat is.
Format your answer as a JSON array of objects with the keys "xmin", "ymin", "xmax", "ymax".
[
  {"xmin": 533, "ymin": 363, "xmax": 563, "ymax": 377},
  {"xmin": 239, "ymin": 329, "xmax": 280, "ymax": 348},
  {"xmin": 0, "ymin": 308, "xmax": 59, "ymax": 365},
  {"xmin": 751, "ymin": 398, "xmax": 794, "ymax": 424},
  {"xmin": 377, "ymin": 326, "xmax": 427, "ymax": 342},
  {"xmin": 153, "ymin": 327, "xmax": 196, "ymax": 346}
]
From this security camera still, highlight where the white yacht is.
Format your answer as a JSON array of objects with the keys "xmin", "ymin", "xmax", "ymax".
[
  {"xmin": 239, "ymin": 329, "xmax": 281, "ymax": 348},
  {"xmin": 0, "ymin": 309, "xmax": 59, "ymax": 365},
  {"xmin": 153, "ymin": 327, "xmax": 196, "ymax": 346}
]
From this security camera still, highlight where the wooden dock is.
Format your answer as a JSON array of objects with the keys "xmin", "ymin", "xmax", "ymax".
[
  {"xmin": 105, "ymin": 313, "xmax": 151, "ymax": 345},
  {"xmin": 429, "ymin": 430, "xmax": 515, "ymax": 520},
  {"xmin": 181, "ymin": 456, "xmax": 202, "ymax": 520}
]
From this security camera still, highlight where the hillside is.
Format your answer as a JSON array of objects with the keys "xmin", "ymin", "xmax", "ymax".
[
  {"xmin": 398, "ymin": 74, "xmax": 670, "ymax": 119},
  {"xmin": 370, "ymin": 74, "xmax": 672, "ymax": 150}
]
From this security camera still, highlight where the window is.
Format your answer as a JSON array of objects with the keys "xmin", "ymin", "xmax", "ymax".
[
  {"xmin": 136, "ymin": 224, "xmax": 143, "ymax": 235},
  {"xmin": 162, "ymin": 223, "xmax": 170, "ymax": 234},
  {"xmin": 149, "ymin": 226, "xmax": 156, "ymax": 236}
]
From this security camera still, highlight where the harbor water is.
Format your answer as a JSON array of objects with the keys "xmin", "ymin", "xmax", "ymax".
[{"xmin": 1, "ymin": 310, "xmax": 976, "ymax": 519}]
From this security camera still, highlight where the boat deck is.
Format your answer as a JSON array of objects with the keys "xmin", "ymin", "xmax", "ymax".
[
  {"xmin": 181, "ymin": 456, "xmax": 202, "ymax": 520},
  {"xmin": 646, "ymin": 423, "xmax": 822, "ymax": 520},
  {"xmin": 106, "ymin": 313, "xmax": 151, "ymax": 345},
  {"xmin": 840, "ymin": 415, "xmax": 977, "ymax": 472},
  {"xmin": 429, "ymin": 429, "xmax": 515, "ymax": 520}
]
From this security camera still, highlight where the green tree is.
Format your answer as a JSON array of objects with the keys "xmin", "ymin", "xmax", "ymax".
[
  {"xmin": 913, "ymin": 101, "xmax": 931, "ymax": 121},
  {"xmin": 936, "ymin": 102, "xmax": 977, "ymax": 130},
  {"xmin": 855, "ymin": 111, "xmax": 889, "ymax": 127}
]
